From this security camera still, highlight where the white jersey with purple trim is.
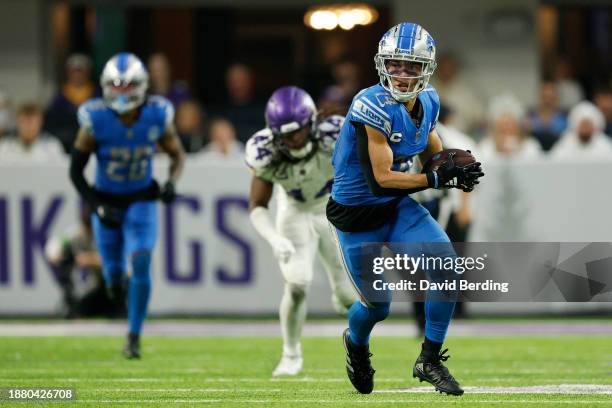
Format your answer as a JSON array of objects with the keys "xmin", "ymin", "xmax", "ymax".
[{"xmin": 245, "ymin": 115, "xmax": 344, "ymax": 209}]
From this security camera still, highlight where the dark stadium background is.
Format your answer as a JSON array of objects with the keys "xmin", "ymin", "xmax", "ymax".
[{"xmin": 0, "ymin": 1, "xmax": 611, "ymax": 405}]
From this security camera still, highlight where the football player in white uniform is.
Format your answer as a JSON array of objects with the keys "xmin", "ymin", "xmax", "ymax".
[{"xmin": 246, "ymin": 86, "xmax": 357, "ymax": 376}]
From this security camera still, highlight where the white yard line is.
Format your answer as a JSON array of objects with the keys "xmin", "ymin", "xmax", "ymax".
[
  {"xmin": 68, "ymin": 385, "xmax": 612, "ymax": 395},
  {"xmin": 0, "ymin": 377, "xmax": 402, "ymax": 383},
  {"xmin": 65, "ymin": 399, "xmax": 612, "ymax": 404},
  {"xmin": 85, "ymin": 388, "xmax": 282, "ymax": 392},
  {"xmin": 2, "ymin": 378, "xmax": 611, "ymax": 395},
  {"xmin": 377, "ymin": 384, "xmax": 612, "ymax": 395}
]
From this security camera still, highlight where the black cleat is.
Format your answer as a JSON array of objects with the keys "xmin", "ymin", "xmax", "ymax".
[
  {"xmin": 342, "ymin": 328, "xmax": 375, "ymax": 394},
  {"xmin": 413, "ymin": 348, "xmax": 463, "ymax": 396},
  {"xmin": 123, "ymin": 333, "xmax": 141, "ymax": 359}
]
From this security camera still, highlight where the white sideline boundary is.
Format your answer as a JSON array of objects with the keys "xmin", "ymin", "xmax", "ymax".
[{"xmin": 1, "ymin": 321, "xmax": 612, "ymax": 337}]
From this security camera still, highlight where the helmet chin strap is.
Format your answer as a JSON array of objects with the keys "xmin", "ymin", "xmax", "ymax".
[
  {"xmin": 288, "ymin": 141, "xmax": 313, "ymax": 159},
  {"xmin": 108, "ymin": 93, "xmax": 144, "ymax": 114},
  {"xmin": 111, "ymin": 100, "xmax": 135, "ymax": 114},
  {"xmin": 388, "ymin": 87, "xmax": 415, "ymax": 103},
  {"xmin": 384, "ymin": 74, "xmax": 422, "ymax": 103}
]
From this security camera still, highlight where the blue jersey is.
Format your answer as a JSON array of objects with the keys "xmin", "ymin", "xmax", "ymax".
[
  {"xmin": 331, "ymin": 83, "xmax": 440, "ymax": 206},
  {"xmin": 77, "ymin": 96, "xmax": 174, "ymax": 194}
]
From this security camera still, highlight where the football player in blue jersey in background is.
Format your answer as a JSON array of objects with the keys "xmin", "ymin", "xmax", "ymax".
[
  {"xmin": 69, "ymin": 52, "xmax": 185, "ymax": 359},
  {"xmin": 327, "ymin": 23, "xmax": 483, "ymax": 395}
]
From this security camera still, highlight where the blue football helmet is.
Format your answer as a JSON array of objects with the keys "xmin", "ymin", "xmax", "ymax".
[
  {"xmin": 100, "ymin": 52, "xmax": 149, "ymax": 114},
  {"xmin": 375, "ymin": 22, "xmax": 437, "ymax": 102}
]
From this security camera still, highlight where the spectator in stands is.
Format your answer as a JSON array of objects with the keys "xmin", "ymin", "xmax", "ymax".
[
  {"xmin": 551, "ymin": 56, "xmax": 584, "ymax": 111},
  {"xmin": 176, "ymin": 100, "xmax": 207, "ymax": 153},
  {"xmin": 196, "ymin": 117, "xmax": 244, "ymax": 160},
  {"xmin": 550, "ymin": 101, "xmax": 612, "ymax": 160},
  {"xmin": 0, "ymin": 103, "xmax": 65, "ymax": 163},
  {"xmin": 147, "ymin": 52, "xmax": 191, "ymax": 107},
  {"xmin": 45, "ymin": 54, "xmax": 97, "ymax": 152},
  {"xmin": 0, "ymin": 90, "xmax": 14, "ymax": 140},
  {"xmin": 478, "ymin": 94, "xmax": 542, "ymax": 162},
  {"xmin": 593, "ymin": 86, "xmax": 612, "ymax": 137},
  {"xmin": 219, "ymin": 63, "xmax": 265, "ymax": 143},
  {"xmin": 319, "ymin": 56, "xmax": 362, "ymax": 116},
  {"xmin": 525, "ymin": 81, "xmax": 567, "ymax": 151},
  {"xmin": 430, "ymin": 52, "xmax": 485, "ymax": 135}
]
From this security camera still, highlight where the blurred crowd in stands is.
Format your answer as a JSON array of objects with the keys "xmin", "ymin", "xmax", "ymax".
[
  {"xmin": 2, "ymin": 51, "xmax": 609, "ymax": 319},
  {"xmin": 1, "ymin": 51, "xmax": 611, "ymax": 164}
]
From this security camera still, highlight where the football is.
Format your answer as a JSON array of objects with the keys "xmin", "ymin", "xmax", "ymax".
[{"xmin": 421, "ymin": 148, "xmax": 476, "ymax": 173}]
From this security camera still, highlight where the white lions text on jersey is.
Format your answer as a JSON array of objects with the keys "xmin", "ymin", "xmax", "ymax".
[{"xmin": 331, "ymin": 83, "xmax": 440, "ymax": 206}]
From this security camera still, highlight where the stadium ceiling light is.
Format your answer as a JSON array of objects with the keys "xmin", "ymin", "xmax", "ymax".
[
  {"xmin": 304, "ymin": 4, "xmax": 379, "ymax": 31},
  {"xmin": 310, "ymin": 10, "xmax": 338, "ymax": 30}
]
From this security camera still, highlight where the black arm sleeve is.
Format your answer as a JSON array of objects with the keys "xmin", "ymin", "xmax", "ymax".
[
  {"xmin": 69, "ymin": 149, "xmax": 97, "ymax": 205},
  {"xmin": 354, "ymin": 122, "xmax": 428, "ymax": 197}
]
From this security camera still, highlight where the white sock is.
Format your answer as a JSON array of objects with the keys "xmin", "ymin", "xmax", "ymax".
[{"xmin": 279, "ymin": 283, "xmax": 307, "ymax": 357}]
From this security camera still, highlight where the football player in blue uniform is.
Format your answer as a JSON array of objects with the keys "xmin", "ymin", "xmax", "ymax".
[
  {"xmin": 327, "ymin": 23, "xmax": 483, "ymax": 395},
  {"xmin": 69, "ymin": 53, "xmax": 185, "ymax": 359}
]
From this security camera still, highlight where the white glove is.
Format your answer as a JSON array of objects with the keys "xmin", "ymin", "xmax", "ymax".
[
  {"xmin": 44, "ymin": 236, "xmax": 66, "ymax": 265},
  {"xmin": 250, "ymin": 206, "xmax": 295, "ymax": 263},
  {"xmin": 269, "ymin": 235, "xmax": 296, "ymax": 263}
]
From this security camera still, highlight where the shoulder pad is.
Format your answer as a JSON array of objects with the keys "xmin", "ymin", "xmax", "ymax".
[
  {"xmin": 77, "ymin": 98, "xmax": 105, "ymax": 130},
  {"xmin": 421, "ymin": 85, "xmax": 440, "ymax": 131},
  {"xmin": 245, "ymin": 129, "xmax": 277, "ymax": 170},
  {"xmin": 147, "ymin": 95, "xmax": 175, "ymax": 129},
  {"xmin": 315, "ymin": 115, "xmax": 344, "ymax": 152},
  {"xmin": 421, "ymin": 85, "xmax": 440, "ymax": 106},
  {"xmin": 349, "ymin": 88, "xmax": 393, "ymax": 136}
]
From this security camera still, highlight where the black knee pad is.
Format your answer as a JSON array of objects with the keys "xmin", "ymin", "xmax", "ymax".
[{"xmin": 286, "ymin": 283, "xmax": 308, "ymax": 303}]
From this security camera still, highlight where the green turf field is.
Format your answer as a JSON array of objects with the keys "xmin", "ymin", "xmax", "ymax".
[{"xmin": 0, "ymin": 334, "xmax": 611, "ymax": 407}]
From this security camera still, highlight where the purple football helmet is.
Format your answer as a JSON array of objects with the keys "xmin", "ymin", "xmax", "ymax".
[{"xmin": 265, "ymin": 86, "xmax": 317, "ymax": 161}]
